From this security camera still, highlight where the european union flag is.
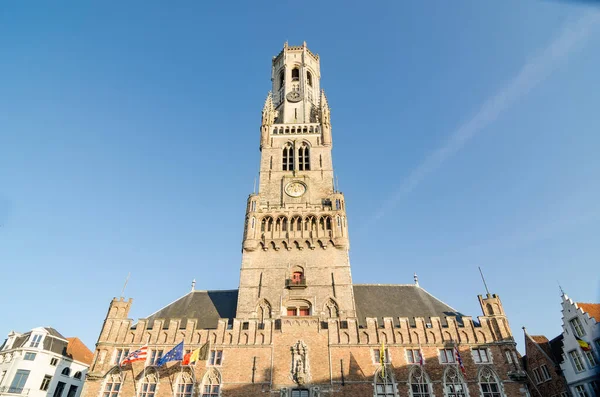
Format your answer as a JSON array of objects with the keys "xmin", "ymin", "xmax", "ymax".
[{"xmin": 156, "ymin": 341, "xmax": 184, "ymax": 366}]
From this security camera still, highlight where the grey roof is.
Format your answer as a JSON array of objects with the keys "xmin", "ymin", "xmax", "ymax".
[
  {"xmin": 140, "ymin": 285, "xmax": 464, "ymax": 330},
  {"xmin": 143, "ymin": 290, "xmax": 238, "ymax": 329},
  {"xmin": 6, "ymin": 329, "xmax": 71, "ymax": 358},
  {"xmin": 548, "ymin": 334, "xmax": 564, "ymax": 365},
  {"xmin": 44, "ymin": 327, "xmax": 66, "ymax": 339},
  {"xmin": 353, "ymin": 284, "xmax": 464, "ymax": 326}
]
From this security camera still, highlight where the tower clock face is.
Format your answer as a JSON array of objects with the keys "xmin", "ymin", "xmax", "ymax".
[
  {"xmin": 286, "ymin": 91, "xmax": 302, "ymax": 103},
  {"xmin": 284, "ymin": 181, "xmax": 307, "ymax": 197}
]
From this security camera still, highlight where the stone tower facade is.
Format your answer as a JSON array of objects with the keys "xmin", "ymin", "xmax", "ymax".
[{"xmin": 238, "ymin": 42, "xmax": 354, "ymax": 320}]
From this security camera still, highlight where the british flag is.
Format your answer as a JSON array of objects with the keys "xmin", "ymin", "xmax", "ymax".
[
  {"xmin": 454, "ymin": 346, "xmax": 466, "ymax": 375},
  {"xmin": 120, "ymin": 345, "xmax": 148, "ymax": 366}
]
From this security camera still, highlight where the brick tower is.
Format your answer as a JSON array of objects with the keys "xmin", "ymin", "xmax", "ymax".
[{"xmin": 237, "ymin": 41, "xmax": 355, "ymax": 321}]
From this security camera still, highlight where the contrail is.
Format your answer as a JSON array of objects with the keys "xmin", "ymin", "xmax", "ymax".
[{"xmin": 370, "ymin": 12, "xmax": 600, "ymax": 224}]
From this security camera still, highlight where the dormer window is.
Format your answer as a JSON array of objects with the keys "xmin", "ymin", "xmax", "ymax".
[
  {"xmin": 307, "ymin": 71, "xmax": 313, "ymax": 87},
  {"xmin": 29, "ymin": 334, "xmax": 42, "ymax": 348},
  {"xmin": 292, "ymin": 68, "xmax": 299, "ymax": 82}
]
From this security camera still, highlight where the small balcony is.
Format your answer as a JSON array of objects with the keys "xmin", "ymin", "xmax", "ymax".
[
  {"xmin": 0, "ymin": 387, "xmax": 30, "ymax": 396},
  {"xmin": 285, "ymin": 277, "xmax": 307, "ymax": 289}
]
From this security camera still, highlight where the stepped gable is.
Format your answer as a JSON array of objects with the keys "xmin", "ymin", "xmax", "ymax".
[
  {"xmin": 143, "ymin": 290, "xmax": 238, "ymax": 329},
  {"xmin": 353, "ymin": 284, "xmax": 463, "ymax": 326}
]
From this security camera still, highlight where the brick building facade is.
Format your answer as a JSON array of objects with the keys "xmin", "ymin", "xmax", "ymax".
[
  {"xmin": 81, "ymin": 43, "xmax": 528, "ymax": 397},
  {"xmin": 521, "ymin": 330, "xmax": 569, "ymax": 397}
]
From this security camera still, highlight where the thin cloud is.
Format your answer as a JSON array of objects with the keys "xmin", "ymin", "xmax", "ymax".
[{"xmin": 371, "ymin": 12, "xmax": 600, "ymax": 223}]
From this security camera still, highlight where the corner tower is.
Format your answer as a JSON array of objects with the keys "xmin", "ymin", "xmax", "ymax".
[{"xmin": 237, "ymin": 42, "xmax": 355, "ymax": 320}]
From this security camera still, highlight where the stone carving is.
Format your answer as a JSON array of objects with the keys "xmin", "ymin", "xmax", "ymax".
[{"xmin": 290, "ymin": 340, "xmax": 309, "ymax": 385}]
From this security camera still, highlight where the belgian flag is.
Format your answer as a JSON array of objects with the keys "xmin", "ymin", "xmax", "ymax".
[{"xmin": 576, "ymin": 336, "xmax": 592, "ymax": 352}]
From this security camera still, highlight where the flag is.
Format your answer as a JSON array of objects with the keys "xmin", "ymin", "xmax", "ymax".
[
  {"xmin": 454, "ymin": 346, "xmax": 466, "ymax": 375},
  {"xmin": 120, "ymin": 345, "xmax": 148, "ymax": 366},
  {"xmin": 199, "ymin": 342, "xmax": 210, "ymax": 360},
  {"xmin": 576, "ymin": 336, "xmax": 592, "ymax": 352},
  {"xmin": 156, "ymin": 342, "xmax": 184, "ymax": 366},
  {"xmin": 182, "ymin": 348, "xmax": 200, "ymax": 366}
]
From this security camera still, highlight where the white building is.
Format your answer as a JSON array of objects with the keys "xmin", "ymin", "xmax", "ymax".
[
  {"xmin": 0, "ymin": 327, "xmax": 92, "ymax": 397},
  {"xmin": 558, "ymin": 294, "xmax": 600, "ymax": 396}
]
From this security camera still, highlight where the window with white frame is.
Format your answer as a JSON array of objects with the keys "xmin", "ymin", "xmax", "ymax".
[
  {"xmin": 443, "ymin": 367, "xmax": 467, "ymax": 397},
  {"xmin": 569, "ymin": 350, "xmax": 585, "ymax": 372},
  {"xmin": 29, "ymin": 334, "xmax": 43, "ymax": 348},
  {"xmin": 589, "ymin": 380, "xmax": 599, "ymax": 395},
  {"xmin": 372, "ymin": 348, "xmax": 390, "ymax": 364},
  {"xmin": 583, "ymin": 350, "xmax": 596, "ymax": 367},
  {"xmin": 472, "ymin": 348, "xmax": 490, "ymax": 363},
  {"xmin": 532, "ymin": 368, "xmax": 542, "ymax": 384},
  {"xmin": 24, "ymin": 352, "xmax": 36, "ymax": 361},
  {"xmin": 175, "ymin": 372, "xmax": 194, "ymax": 397},
  {"xmin": 570, "ymin": 317, "xmax": 586, "ymax": 338},
  {"xmin": 138, "ymin": 371, "xmax": 157, "ymax": 397},
  {"xmin": 409, "ymin": 367, "xmax": 432, "ymax": 397},
  {"xmin": 148, "ymin": 350, "xmax": 163, "ymax": 366},
  {"xmin": 102, "ymin": 372, "xmax": 122, "ymax": 397},
  {"xmin": 113, "ymin": 349, "xmax": 129, "ymax": 365},
  {"xmin": 208, "ymin": 350, "xmax": 223, "ymax": 366},
  {"xmin": 574, "ymin": 385, "xmax": 589, "ymax": 397},
  {"xmin": 374, "ymin": 368, "xmax": 395, "ymax": 396},
  {"xmin": 50, "ymin": 357, "xmax": 59, "ymax": 366},
  {"xmin": 540, "ymin": 364, "xmax": 551, "ymax": 381},
  {"xmin": 479, "ymin": 367, "xmax": 502, "ymax": 397},
  {"xmin": 201, "ymin": 369, "xmax": 221, "ymax": 397},
  {"xmin": 439, "ymin": 348, "xmax": 455, "ymax": 364},
  {"xmin": 406, "ymin": 349, "xmax": 422, "ymax": 364},
  {"xmin": 40, "ymin": 375, "xmax": 52, "ymax": 391}
]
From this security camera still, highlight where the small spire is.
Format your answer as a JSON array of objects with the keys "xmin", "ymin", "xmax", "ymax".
[
  {"xmin": 191, "ymin": 279, "xmax": 196, "ymax": 292},
  {"xmin": 414, "ymin": 273, "xmax": 419, "ymax": 287},
  {"xmin": 558, "ymin": 281, "xmax": 565, "ymax": 296}
]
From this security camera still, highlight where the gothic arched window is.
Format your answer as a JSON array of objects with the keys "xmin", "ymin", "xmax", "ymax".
[
  {"xmin": 138, "ymin": 370, "xmax": 158, "ymax": 397},
  {"xmin": 479, "ymin": 367, "xmax": 503, "ymax": 397},
  {"xmin": 409, "ymin": 367, "xmax": 432, "ymax": 397},
  {"xmin": 443, "ymin": 367, "xmax": 467, "ymax": 397},
  {"xmin": 307, "ymin": 71, "xmax": 313, "ymax": 87},
  {"xmin": 279, "ymin": 70, "xmax": 284, "ymax": 88},
  {"xmin": 175, "ymin": 370, "xmax": 194, "ymax": 397},
  {"xmin": 283, "ymin": 144, "xmax": 294, "ymax": 171},
  {"xmin": 102, "ymin": 370, "xmax": 122, "ymax": 397},
  {"xmin": 298, "ymin": 143, "xmax": 310, "ymax": 171},
  {"xmin": 374, "ymin": 368, "xmax": 395, "ymax": 396},
  {"xmin": 292, "ymin": 67, "xmax": 300, "ymax": 81},
  {"xmin": 201, "ymin": 369, "xmax": 221, "ymax": 397},
  {"xmin": 61, "ymin": 368, "xmax": 71, "ymax": 376}
]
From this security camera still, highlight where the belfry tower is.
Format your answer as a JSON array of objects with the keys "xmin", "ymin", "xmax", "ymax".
[{"xmin": 237, "ymin": 42, "xmax": 356, "ymax": 320}]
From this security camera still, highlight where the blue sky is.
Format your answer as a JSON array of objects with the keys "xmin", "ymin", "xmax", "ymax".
[{"xmin": 1, "ymin": 1, "xmax": 599, "ymax": 353}]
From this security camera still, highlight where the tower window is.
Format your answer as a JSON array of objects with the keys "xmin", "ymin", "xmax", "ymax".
[
  {"xmin": 283, "ymin": 144, "xmax": 294, "ymax": 171},
  {"xmin": 292, "ymin": 68, "xmax": 299, "ymax": 81},
  {"xmin": 279, "ymin": 70, "xmax": 284, "ymax": 88},
  {"xmin": 307, "ymin": 71, "xmax": 313, "ymax": 87},
  {"xmin": 298, "ymin": 143, "xmax": 310, "ymax": 171}
]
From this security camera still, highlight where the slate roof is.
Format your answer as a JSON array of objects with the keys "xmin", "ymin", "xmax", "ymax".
[
  {"xmin": 3, "ymin": 328, "xmax": 92, "ymax": 364},
  {"xmin": 353, "ymin": 284, "xmax": 463, "ymax": 326},
  {"xmin": 143, "ymin": 290, "xmax": 239, "ymax": 329},
  {"xmin": 140, "ymin": 285, "xmax": 464, "ymax": 329}
]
